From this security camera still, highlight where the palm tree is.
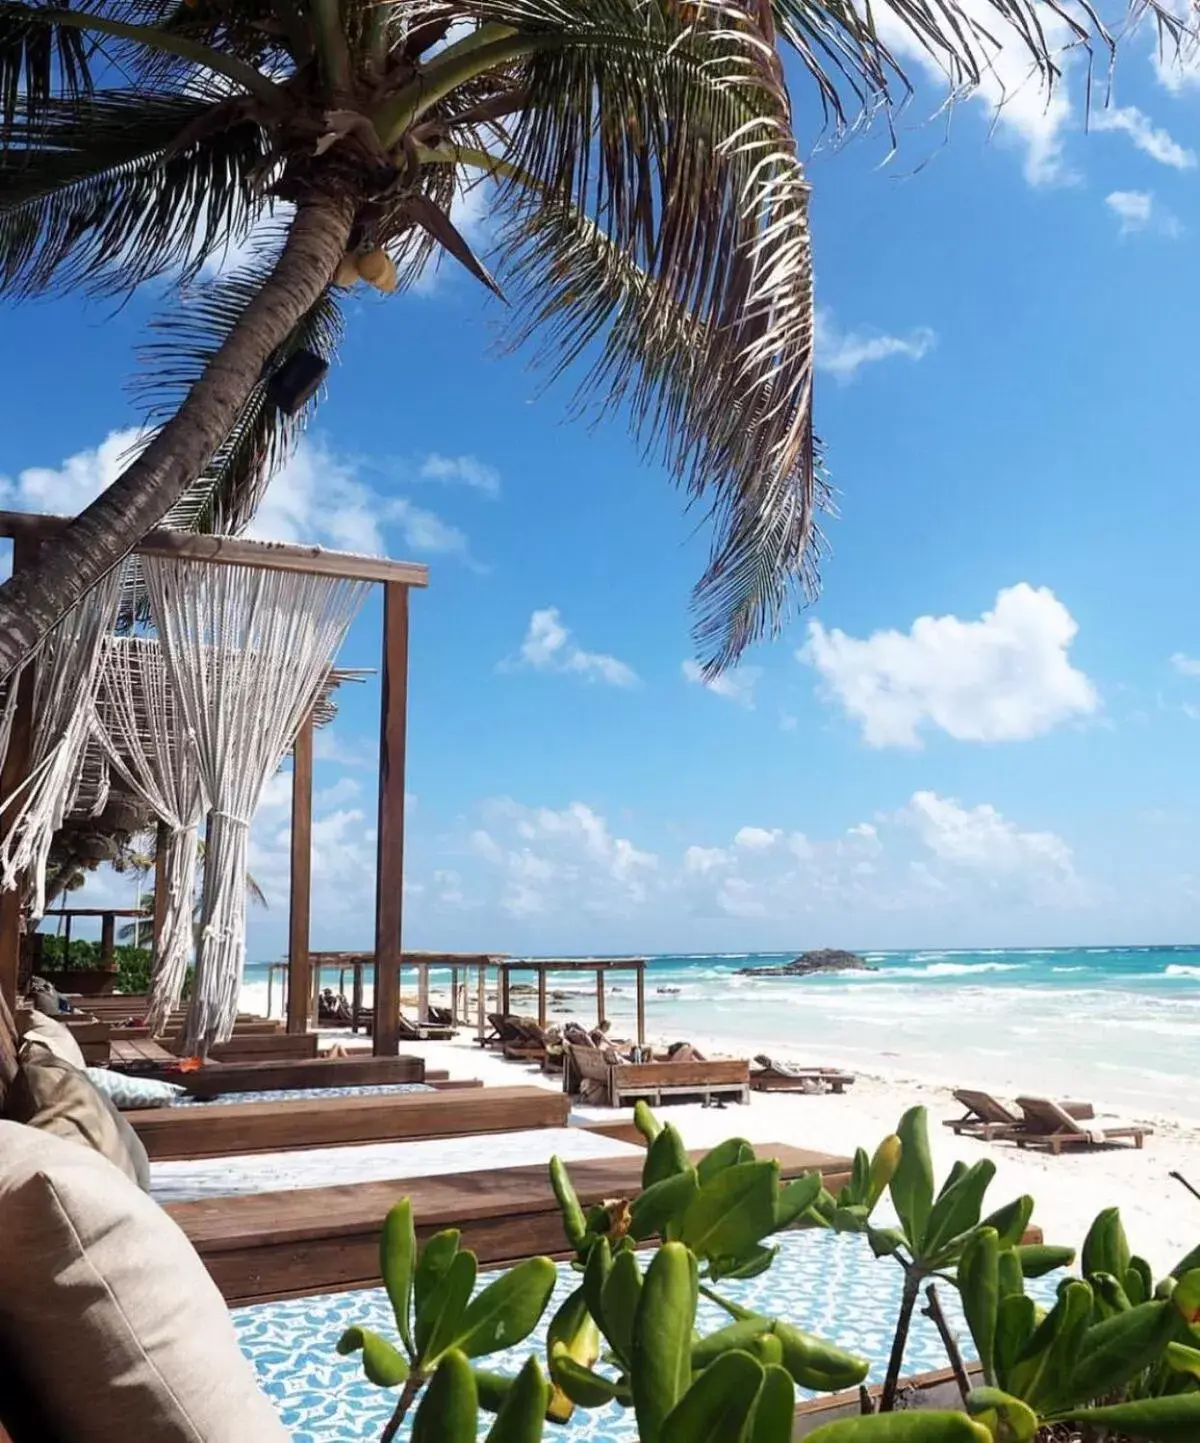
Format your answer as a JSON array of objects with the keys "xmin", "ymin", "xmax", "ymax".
[{"xmin": 0, "ymin": 1, "xmax": 1171, "ymax": 681}]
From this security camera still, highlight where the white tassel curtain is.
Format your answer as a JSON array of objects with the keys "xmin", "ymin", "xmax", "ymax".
[
  {"xmin": 0, "ymin": 573, "xmax": 121, "ymax": 917},
  {"xmin": 89, "ymin": 636, "xmax": 205, "ymax": 1032},
  {"xmin": 143, "ymin": 557, "xmax": 369, "ymax": 1052}
]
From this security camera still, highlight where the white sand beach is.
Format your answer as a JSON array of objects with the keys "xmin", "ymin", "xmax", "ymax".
[{"xmin": 409, "ymin": 1034, "xmax": 1200, "ymax": 1278}]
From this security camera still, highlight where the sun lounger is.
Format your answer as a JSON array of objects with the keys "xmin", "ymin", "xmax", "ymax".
[
  {"xmin": 1009, "ymin": 1096, "xmax": 1152, "ymax": 1153},
  {"xmin": 395, "ymin": 1012, "xmax": 455, "ymax": 1042},
  {"xmin": 750, "ymin": 1057, "xmax": 855, "ymax": 1094},
  {"xmin": 943, "ymin": 1089, "xmax": 1023, "ymax": 1139}
]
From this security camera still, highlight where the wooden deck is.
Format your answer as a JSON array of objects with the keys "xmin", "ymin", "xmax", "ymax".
[
  {"xmin": 131, "ymin": 1085, "xmax": 569, "ymax": 1160},
  {"xmin": 170, "ymin": 1143, "xmax": 851, "ymax": 1306}
]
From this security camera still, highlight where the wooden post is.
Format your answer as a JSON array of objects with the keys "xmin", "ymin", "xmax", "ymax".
[
  {"xmin": 451, "ymin": 964, "xmax": 458, "ymax": 1024},
  {"xmin": 596, "ymin": 967, "xmax": 606, "ymax": 1029},
  {"xmin": 537, "ymin": 966, "xmax": 547, "ymax": 1029},
  {"xmin": 286, "ymin": 710, "xmax": 314, "ymax": 1035},
  {"xmin": 372, "ymin": 584, "xmax": 409, "ymax": 1056},
  {"xmin": 351, "ymin": 957, "xmax": 364, "ymax": 1033},
  {"xmin": 99, "ymin": 912, "xmax": 115, "ymax": 968},
  {"xmin": 501, "ymin": 966, "xmax": 510, "ymax": 1017},
  {"xmin": 477, "ymin": 963, "xmax": 486, "ymax": 1044},
  {"xmin": 635, "ymin": 963, "xmax": 646, "ymax": 1047},
  {"xmin": 417, "ymin": 961, "xmax": 429, "ymax": 1025},
  {"xmin": 0, "ymin": 535, "xmax": 39, "ymax": 1012},
  {"xmin": 151, "ymin": 818, "xmax": 170, "ymax": 966}
]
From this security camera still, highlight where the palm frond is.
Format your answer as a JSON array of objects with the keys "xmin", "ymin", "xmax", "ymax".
[
  {"xmin": 428, "ymin": 0, "xmax": 817, "ymax": 671},
  {"xmin": 0, "ymin": 1, "xmax": 92, "ymax": 135},
  {"xmin": 0, "ymin": 89, "xmax": 271, "ymax": 297},
  {"xmin": 132, "ymin": 235, "xmax": 344, "ymax": 533}
]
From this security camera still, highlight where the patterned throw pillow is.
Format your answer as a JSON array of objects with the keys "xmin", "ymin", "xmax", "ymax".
[{"xmin": 85, "ymin": 1067, "xmax": 186, "ymax": 1110}]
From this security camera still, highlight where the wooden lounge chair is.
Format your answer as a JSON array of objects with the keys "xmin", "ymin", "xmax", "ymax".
[
  {"xmin": 1010, "ymin": 1096, "xmax": 1152, "ymax": 1154},
  {"xmin": 395, "ymin": 1012, "xmax": 455, "ymax": 1042},
  {"xmin": 750, "ymin": 1057, "xmax": 855, "ymax": 1094},
  {"xmin": 564, "ymin": 1040, "xmax": 750, "ymax": 1108},
  {"xmin": 944, "ymin": 1089, "xmax": 1023, "ymax": 1139},
  {"xmin": 502, "ymin": 1018, "xmax": 554, "ymax": 1062}
]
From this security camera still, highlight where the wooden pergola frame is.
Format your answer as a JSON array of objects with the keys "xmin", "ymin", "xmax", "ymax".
[
  {"xmin": 497, "ymin": 957, "xmax": 647, "ymax": 1046},
  {"xmin": 0, "ymin": 512, "xmax": 427, "ymax": 1057}
]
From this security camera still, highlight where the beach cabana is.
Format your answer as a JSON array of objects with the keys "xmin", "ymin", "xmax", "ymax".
[
  {"xmin": 494, "ymin": 956, "xmax": 648, "ymax": 1047},
  {"xmin": 0, "ymin": 511, "xmax": 427, "ymax": 1058}
]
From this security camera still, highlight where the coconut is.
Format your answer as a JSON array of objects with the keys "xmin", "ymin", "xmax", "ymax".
[
  {"xmin": 356, "ymin": 248, "xmax": 398, "ymax": 293},
  {"xmin": 334, "ymin": 252, "xmax": 362, "ymax": 288}
]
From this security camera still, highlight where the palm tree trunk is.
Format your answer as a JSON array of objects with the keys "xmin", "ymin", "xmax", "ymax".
[{"xmin": 0, "ymin": 194, "xmax": 356, "ymax": 681}]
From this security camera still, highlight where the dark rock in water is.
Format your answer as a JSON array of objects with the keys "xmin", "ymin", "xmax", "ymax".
[
  {"xmin": 657, "ymin": 986, "xmax": 681, "ymax": 995},
  {"xmin": 735, "ymin": 949, "xmax": 875, "ymax": 978}
]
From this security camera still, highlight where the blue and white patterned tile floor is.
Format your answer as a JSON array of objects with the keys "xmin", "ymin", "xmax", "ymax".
[{"xmin": 233, "ymin": 1231, "xmax": 1063, "ymax": 1443}]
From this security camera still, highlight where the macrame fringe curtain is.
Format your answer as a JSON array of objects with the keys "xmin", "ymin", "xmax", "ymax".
[
  {"xmin": 89, "ymin": 635, "xmax": 205, "ymax": 1032},
  {"xmin": 0, "ymin": 572, "xmax": 121, "ymax": 918},
  {"xmin": 143, "ymin": 557, "xmax": 369, "ymax": 1053}
]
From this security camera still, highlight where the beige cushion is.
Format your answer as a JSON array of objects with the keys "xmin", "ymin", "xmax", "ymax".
[
  {"xmin": 20, "ymin": 1010, "xmax": 85, "ymax": 1069},
  {"xmin": 5, "ymin": 1045, "xmax": 149, "ymax": 1191},
  {"xmin": 0, "ymin": 1122, "xmax": 291, "ymax": 1443}
]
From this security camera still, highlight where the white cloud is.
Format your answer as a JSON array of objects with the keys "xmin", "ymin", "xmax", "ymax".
[
  {"xmin": 1105, "ymin": 190, "xmax": 1181, "ymax": 237},
  {"xmin": 869, "ymin": 0, "xmax": 1077, "ymax": 185},
  {"xmin": 1172, "ymin": 652, "xmax": 1200, "ymax": 677},
  {"xmin": 511, "ymin": 608, "xmax": 637, "ymax": 687},
  {"xmin": 419, "ymin": 453, "xmax": 501, "ymax": 497},
  {"xmin": 1151, "ymin": 23, "xmax": 1200, "ymax": 93},
  {"xmin": 247, "ymin": 437, "xmax": 469, "ymax": 557},
  {"xmin": 735, "ymin": 826, "xmax": 782, "ymax": 851},
  {"xmin": 681, "ymin": 659, "xmax": 761, "ymax": 708},
  {"xmin": 894, "ymin": 790, "xmax": 1078, "ymax": 900},
  {"xmin": 814, "ymin": 309, "xmax": 936, "ymax": 381},
  {"xmin": 801, "ymin": 583, "xmax": 1098, "ymax": 748},
  {"xmin": 0, "ymin": 427, "xmax": 146, "ymax": 515},
  {"xmin": 684, "ymin": 845, "xmax": 733, "ymax": 874},
  {"xmin": 1092, "ymin": 105, "xmax": 1195, "ymax": 168}
]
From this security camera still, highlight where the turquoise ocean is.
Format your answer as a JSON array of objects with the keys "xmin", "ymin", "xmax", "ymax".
[{"xmin": 240, "ymin": 945, "xmax": 1200, "ymax": 1120}]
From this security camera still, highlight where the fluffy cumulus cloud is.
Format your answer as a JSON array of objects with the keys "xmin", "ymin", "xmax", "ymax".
[
  {"xmin": 509, "ymin": 608, "xmax": 637, "ymax": 687},
  {"xmin": 0, "ymin": 427, "xmax": 147, "ymax": 515},
  {"xmin": 893, "ymin": 790, "xmax": 1077, "ymax": 892},
  {"xmin": 1092, "ymin": 105, "xmax": 1195, "ymax": 168},
  {"xmin": 800, "ymin": 583, "xmax": 1098, "ymax": 748},
  {"xmin": 418, "ymin": 453, "xmax": 501, "ymax": 496},
  {"xmin": 681, "ymin": 659, "xmax": 761, "ymax": 707},
  {"xmin": 467, "ymin": 799, "xmax": 657, "ymax": 919},
  {"xmin": 1171, "ymin": 652, "xmax": 1200, "ymax": 677},
  {"xmin": 1105, "ymin": 190, "xmax": 1181, "ymax": 238},
  {"xmin": 814, "ymin": 310, "xmax": 935, "ymax": 381}
]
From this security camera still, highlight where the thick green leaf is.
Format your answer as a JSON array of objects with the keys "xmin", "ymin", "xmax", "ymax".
[
  {"xmin": 1128, "ymin": 1257, "xmax": 1153, "ymax": 1306},
  {"xmin": 1063, "ymin": 1394, "xmax": 1200, "ymax": 1439},
  {"xmin": 936, "ymin": 1159, "xmax": 969, "ymax": 1201},
  {"xmin": 682, "ymin": 1161, "xmax": 779, "ymax": 1260},
  {"xmin": 750, "ymin": 1333, "xmax": 785, "ymax": 1368},
  {"xmin": 419, "ymin": 1249, "xmax": 477, "ymax": 1365},
  {"xmin": 959, "ymin": 1227, "xmax": 1000, "ymax": 1383},
  {"xmin": 922, "ymin": 1160, "xmax": 996, "ymax": 1263},
  {"xmin": 774, "ymin": 1171, "xmax": 822, "ymax": 1231},
  {"xmin": 632, "ymin": 1242, "xmax": 698, "ymax": 1443},
  {"xmin": 549, "ymin": 1343, "xmax": 622, "ymax": 1408},
  {"xmin": 867, "ymin": 1227, "xmax": 908, "ymax": 1259},
  {"xmin": 1067, "ymin": 1301, "xmax": 1179, "ymax": 1407},
  {"xmin": 450, "ymin": 1256, "xmax": 557, "ymax": 1360},
  {"xmin": 979, "ymin": 1196, "xmax": 1034, "ymax": 1251},
  {"xmin": 414, "ymin": 1229, "xmax": 462, "ymax": 1353},
  {"xmin": 335, "ymin": 1326, "xmax": 411, "ymax": 1387},
  {"xmin": 747, "ymin": 1363, "xmax": 796, "ymax": 1443},
  {"xmin": 697, "ymin": 1137, "xmax": 754, "ymax": 1185},
  {"xmin": 994, "ymin": 1294, "xmax": 1036, "ymax": 1392},
  {"xmin": 602, "ymin": 1246, "xmax": 643, "ymax": 1368},
  {"xmin": 550, "ymin": 1157, "xmax": 588, "ymax": 1252},
  {"xmin": 805, "ymin": 1414, "xmax": 991, "ymax": 1441},
  {"xmin": 630, "ymin": 1167, "xmax": 700, "ymax": 1242},
  {"xmin": 1166, "ymin": 1340, "xmax": 1200, "ymax": 1380},
  {"xmin": 867, "ymin": 1135, "xmax": 902, "ymax": 1209},
  {"xmin": 644, "ymin": 1123, "xmax": 689, "ymax": 1187},
  {"xmin": 708, "ymin": 1245, "xmax": 778, "ymax": 1282},
  {"xmin": 1082, "ymin": 1207, "xmax": 1131, "ymax": 1283},
  {"xmin": 1014, "ymin": 1245, "xmax": 1075, "ymax": 1279},
  {"xmin": 660, "ymin": 1348, "xmax": 763, "ymax": 1443},
  {"xmin": 1019, "ymin": 1281, "xmax": 1093, "ymax": 1413},
  {"xmin": 475, "ymin": 1370, "xmax": 516, "ymax": 1414},
  {"xmin": 1091, "ymin": 1271, "xmax": 1133, "ymax": 1316},
  {"xmin": 773, "ymin": 1321, "xmax": 869, "ymax": 1392},
  {"xmin": 380, "ymin": 1199, "xmax": 417, "ymax": 1356},
  {"xmin": 412, "ymin": 1350, "xmax": 477, "ymax": 1443},
  {"xmin": 485, "ymin": 1356, "xmax": 551, "ymax": 1443},
  {"xmin": 546, "ymin": 1287, "xmax": 589, "ymax": 1356},
  {"xmin": 582, "ymin": 1237, "xmax": 613, "ymax": 1341},
  {"xmin": 997, "ymin": 1249, "xmax": 1025, "ymax": 1301},
  {"xmin": 965, "ymin": 1387, "xmax": 1038, "ymax": 1443},
  {"xmin": 634, "ymin": 1100, "xmax": 662, "ymax": 1144},
  {"xmin": 691, "ymin": 1317, "xmax": 773, "ymax": 1368},
  {"xmin": 1173, "ymin": 1268, "xmax": 1200, "ymax": 1322},
  {"xmin": 890, "ymin": 1107, "xmax": 934, "ymax": 1250}
]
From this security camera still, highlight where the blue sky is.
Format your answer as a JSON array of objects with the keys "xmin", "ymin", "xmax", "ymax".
[{"xmin": 6, "ymin": 15, "xmax": 1200, "ymax": 957}]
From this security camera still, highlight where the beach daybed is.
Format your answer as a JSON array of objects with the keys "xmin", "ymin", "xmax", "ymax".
[
  {"xmin": 564, "ymin": 1040, "xmax": 750, "ymax": 1107},
  {"xmin": 168, "ymin": 1138, "xmax": 852, "ymax": 1305},
  {"xmin": 174, "ymin": 1053, "xmax": 428, "ymax": 1097},
  {"xmin": 1010, "ymin": 1096, "xmax": 1153, "ymax": 1153},
  {"xmin": 129, "ymin": 1083, "xmax": 568, "ymax": 1161},
  {"xmin": 750, "ymin": 1057, "xmax": 855, "ymax": 1094}
]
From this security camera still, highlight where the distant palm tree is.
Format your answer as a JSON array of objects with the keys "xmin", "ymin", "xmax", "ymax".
[
  {"xmin": 0, "ymin": 1, "xmax": 1174, "ymax": 679},
  {"xmin": 115, "ymin": 833, "xmax": 267, "ymax": 943}
]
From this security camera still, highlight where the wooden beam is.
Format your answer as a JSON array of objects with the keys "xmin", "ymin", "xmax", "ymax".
[
  {"xmin": 372, "ymin": 583, "xmax": 409, "ymax": 1056},
  {"xmin": 286, "ymin": 711, "xmax": 314, "ymax": 1035},
  {"xmin": 597, "ymin": 967, "xmax": 606, "ymax": 1029},
  {"xmin": 0, "ymin": 511, "xmax": 429, "ymax": 588},
  {"xmin": 151, "ymin": 819, "xmax": 170, "ymax": 966},
  {"xmin": 99, "ymin": 912, "xmax": 115, "ymax": 968},
  {"xmin": 537, "ymin": 966, "xmax": 547, "ymax": 1029},
  {"xmin": 0, "ymin": 535, "xmax": 39, "ymax": 1012},
  {"xmin": 635, "ymin": 964, "xmax": 646, "ymax": 1048}
]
